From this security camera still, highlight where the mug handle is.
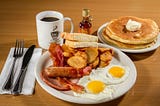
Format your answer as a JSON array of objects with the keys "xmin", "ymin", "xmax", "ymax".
[{"xmin": 64, "ymin": 17, "xmax": 74, "ymax": 33}]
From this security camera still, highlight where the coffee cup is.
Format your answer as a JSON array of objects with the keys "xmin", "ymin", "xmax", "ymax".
[{"xmin": 36, "ymin": 11, "xmax": 74, "ymax": 49}]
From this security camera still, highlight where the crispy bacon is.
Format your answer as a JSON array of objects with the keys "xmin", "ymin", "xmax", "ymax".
[
  {"xmin": 82, "ymin": 66, "xmax": 92, "ymax": 75},
  {"xmin": 65, "ymin": 79, "xmax": 84, "ymax": 93},
  {"xmin": 41, "ymin": 71, "xmax": 70, "ymax": 90},
  {"xmin": 41, "ymin": 71, "xmax": 84, "ymax": 92},
  {"xmin": 42, "ymin": 43, "xmax": 93, "ymax": 93},
  {"xmin": 49, "ymin": 43, "xmax": 64, "ymax": 67}
]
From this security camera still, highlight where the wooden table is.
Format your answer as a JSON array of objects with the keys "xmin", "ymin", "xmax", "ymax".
[{"xmin": 0, "ymin": 0, "xmax": 160, "ymax": 106}]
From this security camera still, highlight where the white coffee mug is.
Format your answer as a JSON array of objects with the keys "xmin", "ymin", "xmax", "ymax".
[{"xmin": 36, "ymin": 11, "xmax": 74, "ymax": 49}]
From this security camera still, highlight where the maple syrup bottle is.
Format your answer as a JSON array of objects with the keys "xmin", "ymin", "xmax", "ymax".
[{"xmin": 79, "ymin": 9, "xmax": 92, "ymax": 34}]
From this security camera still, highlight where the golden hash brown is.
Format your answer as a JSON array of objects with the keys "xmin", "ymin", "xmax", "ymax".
[
  {"xmin": 85, "ymin": 47, "xmax": 99, "ymax": 63},
  {"xmin": 89, "ymin": 57, "xmax": 100, "ymax": 68},
  {"xmin": 100, "ymin": 51, "xmax": 113, "ymax": 62},
  {"xmin": 67, "ymin": 56, "xmax": 87, "ymax": 69},
  {"xmin": 75, "ymin": 51, "xmax": 88, "ymax": 60},
  {"xmin": 99, "ymin": 61, "xmax": 110, "ymax": 68},
  {"xmin": 61, "ymin": 44, "xmax": 114, "ymax": 68}
]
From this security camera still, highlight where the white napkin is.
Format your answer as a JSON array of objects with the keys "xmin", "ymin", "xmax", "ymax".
[{"xmin": 0, "ymin": 47, "xmax": 42, "ymax": 95}]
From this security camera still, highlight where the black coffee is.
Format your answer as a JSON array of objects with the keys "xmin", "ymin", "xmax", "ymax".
[{"xmin": 41, "ymin": 17, "xmax": 59, "ymax": 22}]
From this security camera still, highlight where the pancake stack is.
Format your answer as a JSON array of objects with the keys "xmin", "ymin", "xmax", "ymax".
[{"xmin": 102, "ymin": 16, "xmax": 159, "ymax": 49}]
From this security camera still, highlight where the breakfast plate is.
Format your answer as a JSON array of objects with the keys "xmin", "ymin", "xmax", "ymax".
[
  {"xmin": 97, "ymin": 23, "xmax": 160, "ymax": 53},
  {"xmin": 34, "ymin": 43, "xmax": 137, "ymax": 104}
]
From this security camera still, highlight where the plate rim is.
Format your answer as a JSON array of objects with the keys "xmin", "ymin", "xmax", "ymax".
[
  {"xmin": 34, "ymin": 43, "xmax": 137, "ymax": 104},
  {"xmin": 97, "ymin": 22, "xmax": 160, "ymax": 53}
]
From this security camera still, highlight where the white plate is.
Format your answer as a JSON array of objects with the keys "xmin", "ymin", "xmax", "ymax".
[
  {"xmin": 97, "ymin": 23, "xmax": 160, "ymax": 53},
  {"xmin": 34, "ymin": 43, "xmax": 137, "ymax": 104}
]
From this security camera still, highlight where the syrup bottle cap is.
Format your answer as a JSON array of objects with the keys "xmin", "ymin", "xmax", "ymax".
[{"xmin": 82, "ymin": 9, "xmax": 90, "ymax": 17}]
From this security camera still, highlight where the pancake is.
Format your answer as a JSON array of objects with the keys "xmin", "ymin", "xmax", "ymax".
[
  {"xmin": 102, "ymin": 28, "xmax": 156, "ymax": 49},
  {"xmin": 106, "ymin": 16, "xmax": 159, "ymax": 45}
]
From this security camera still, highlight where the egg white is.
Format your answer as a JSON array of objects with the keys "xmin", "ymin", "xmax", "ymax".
[
  {"xmin": 73, "ymin": 76, "xmax": 115, "ymax": 100},
  {"xmin": 105, "ymin": 64, "xmax": 130, "ymax": 84},
  {"xmin": 90, "ymin": 64, "xmax": 130, "ymax": 84},
  {"xmin": 73, "ymin": 64, "xmax": 130, "ymax": 100}
]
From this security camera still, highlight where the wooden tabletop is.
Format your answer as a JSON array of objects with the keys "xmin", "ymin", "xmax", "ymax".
[{"xmin": 0, "ymin": 0, "xmax": 160, "ymax": 106}]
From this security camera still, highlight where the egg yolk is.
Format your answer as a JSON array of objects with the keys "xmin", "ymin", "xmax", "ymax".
[
  {"xmin": 87, "ymin": 80, "xmax": 105, "ymax": 94},
  {"xmin": 109, "ymin": 66, "xmax": 125, "ymax": 78}
]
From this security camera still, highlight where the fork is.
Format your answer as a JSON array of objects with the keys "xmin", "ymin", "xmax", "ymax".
[{"xmin": 2, "ymin": 40, "xmax": 24, "ymax": 90}]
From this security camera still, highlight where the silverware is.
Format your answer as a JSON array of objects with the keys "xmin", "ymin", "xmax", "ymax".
[
  {"xmin": 12, "ymin": 45, "xmax": 35, "ymax": 95},
  {"xmin": 2, "ymin": 40, "xmax": 24, "ymax": 90}
]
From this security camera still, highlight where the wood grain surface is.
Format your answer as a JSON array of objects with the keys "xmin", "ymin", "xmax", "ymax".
[{"xmin": 0, "ymin": 0, "xmax": 160, "ymax": 106}]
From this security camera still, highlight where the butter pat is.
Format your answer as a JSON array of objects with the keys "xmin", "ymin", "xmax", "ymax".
[{"xmin": 126, "ymin": 19, "xmax": 142, "ymax": 31}]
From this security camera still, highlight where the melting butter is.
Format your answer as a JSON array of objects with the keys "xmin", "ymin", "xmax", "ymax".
[{"xmin": 126, "ymin": 19, "xmax": 142, "ymax": 31}]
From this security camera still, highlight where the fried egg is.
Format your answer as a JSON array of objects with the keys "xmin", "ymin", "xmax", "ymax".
[
  {"xmin": 73, "ymin": 76, "xmax": 115, "ymax": 100},
  {"xmin": 90, "ymin": 64, "xmax": 130, "ymax": 84},
  {"xmin": 106, "ymin": 65, "xmax": 129, "ymax": 83},
  {"xmin": 73, "ymin": 64, "xmax": 130, "ymax": 100}
]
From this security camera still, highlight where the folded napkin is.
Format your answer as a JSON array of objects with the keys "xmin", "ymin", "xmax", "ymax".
[{"xmin": 0, "ymin": 47, "xmax": 42, "ymax": 95}]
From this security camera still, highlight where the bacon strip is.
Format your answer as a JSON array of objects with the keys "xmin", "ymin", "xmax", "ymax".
[
  {"xmin": 41, "ymin": 71, "xmax": 70, "ymax": 90},
  {"xmin": 49, "ymin": 43, "xmax": 64, "ymax": 67},
  {"xmin": 42, "ymin": 43, "xmax": 94, "ymax": 92},
  {"xmin": 41, "ymin": 71, "xmax": 84, "ymax": 92}
]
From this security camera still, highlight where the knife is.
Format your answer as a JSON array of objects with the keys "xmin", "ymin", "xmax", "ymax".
[{"xmin": 12, "ymin": 45, "xmax": 35, "ymax": 95}]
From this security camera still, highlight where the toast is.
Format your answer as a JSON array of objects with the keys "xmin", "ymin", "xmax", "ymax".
[
  {"xmin": 61, "ymin": 32, "xmax": 98, "ymax": 42},
  {"xmin": 61, "ymin": 32, "xmax": 98, "ymax": 48},
  {"xmin": 65, "ymin": 40, "xmax": 98, "ymax": 48}
]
